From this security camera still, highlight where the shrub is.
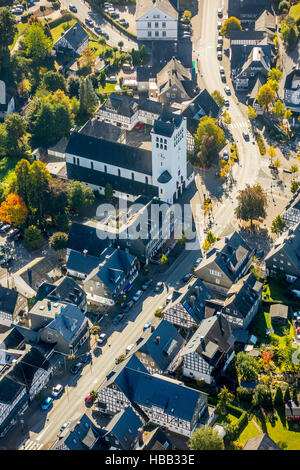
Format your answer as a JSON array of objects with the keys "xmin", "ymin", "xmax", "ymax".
[
  {"xmin": 236, "ymin": 386, "xmax": 254, "ymax": 403},
  {"xmin": 48, "ymin": 11, "xmax": 73, "ymax": 29},
  {"xmin": 255, "ymin": 133, "xmax": 266, "ymax": 155}
]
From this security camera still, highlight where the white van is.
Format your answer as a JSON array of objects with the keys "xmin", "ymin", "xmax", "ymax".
[{"xmin": 126, "ymin": 344, "xmax": 134, "ymax": 354}]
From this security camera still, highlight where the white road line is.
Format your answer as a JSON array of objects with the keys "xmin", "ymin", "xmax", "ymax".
[{"xmin": 35, "ymin": 424, "xmax": 50, "ymax": 441}]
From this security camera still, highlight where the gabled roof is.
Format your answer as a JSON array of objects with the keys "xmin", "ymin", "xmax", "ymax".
[
  {"xmin": 66, "ymin": 131, "xmax": 153, "ymax": 175},
  {"xmin": 67, "ymin": 222, "xmax": 110, "ymax": 258},
  {"xmin": 265, "ymin": 222, "xmax": 300, "ymax": 269},
  {"xmin": 84, "ymin": 247, "xmax": 136, "ymax": 294},
  {"xmin": 135, "ymin": 320, "xmax": 184, "ymax": 371},
  {"xmin": 269, "ymin": 303, "xmax": 288, "ymax": 320},
  {"xmin": 7, "ymin": 347, "xmax": 52, "ymax": 389},
  {"xmin": 136, "ymin": 426, "xmax": 171, "ymax": 450},
  {"xmin": 67, "ymin": 250, "xmax": 100, "ymax": 276},
  {"xmin": 0, "ymin": 286, "xmax": 19, "ymax": 316},
  {"xmin": 255, "ymin": 9, "xmax": 276, "ymax": 34},
  {"xmin": 52, "ymin": 413, "xmax": 101, "ymax": 450},
  {"xmin": 136, "ymin": 0, "xmax": 178, "ymax": 20},
  {"xmin": 284, "ymin": 69, "xmax": 300, "ymax": 90},
  {"xmin": 181, "ymin": 313, "xmax": 233, "ymax": 365},
  {"xmin": 104, "ymin": 406, "xmax": 143, "ymax": 450},
  {"xmin": 243, "ymin": 433, "xmax": 280, "ymax": 450},
  {"xmin": 0, "ymin": 327, "xmax": 25, "ymax": 351},
  {"xmin": 153, "ymin": 110, "xmax": 182, "ymax": 137},
  {"xmin": 237, "ymin": 46, "xmax": 270, "ymax": 78},
  {"xmin": 223, "ymin": 273, "xmax": 263, "ymax": 319},
  {"xmin": 181, "ymin": 89, "xmax": 220, "ymax": 135},
  {"xmin": 0, "ymin": 376, "xmax": 25, "ymax": 404},
  {"xmin": 47, "ymin": 277, "xmax": 86, "ymax": 307},
  {"xmin": 157, "ymin": 57, "xmax": 194, "ymax": 99},
  {"xmin": 45, "ymin": 304, "xmax": 87, "ymax": 344},
  {"xmin": 79, "ymin": 118, "xmax": 124, "ymax": 142},
  {"xmin": 100, "ymin": 93, "xmax": 139, "ymax": 118},
  {"xmin": 55, "ymin": 22, "xmax": 88, "ymax": 51}
]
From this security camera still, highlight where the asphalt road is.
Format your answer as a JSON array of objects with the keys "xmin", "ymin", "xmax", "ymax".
[
  {"xmin": 59, "ymin": 0, "xmax": 137, "ymax": 50},
  {"xmin": 15, "ymin": 246, "xmax": 201, "ymax": 450}
]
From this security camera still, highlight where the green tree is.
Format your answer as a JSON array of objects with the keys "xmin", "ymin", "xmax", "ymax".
[
  {"xmin": 0, "ymin": 7, "xmax": 17, "ymax": 49},
  {"xmin": 28, "ymin": 160, "xmax": 51, "ymax": 225},
  {"xmin": 267, "ymin": 79, "xmax": 279, "ymax": 92},
  {"xmin": 49, "ymin": 232, "xmax": 68, "ymax": 252},
  {"xmin": 284, "ymin": 387, "xmax": 291, "ymax": 403},
  {"xmin": 235, "ymin": 184, "xmax": 268, "ymax": 229},
  {"xmin": 23, "ymin": 24, "xmax": 53, "ymax": 64},
  {"xmin": 79, "ymin": 77, "xmax": 98, "ymax": 117},
  {"xmin": 268, "ymin": 68, "xmax": 283, "ymax": 83},
  {"xmin": 268, "ymin": 145, "xmax": 276, "ymax": 161},
  {"xmin": 235, "ymin": 352, "xmax": 261, "ymax": 382},
  {"xmin": 252, "ymin": 384, "xmax": 273, "ymax": 407},
  {"xmin": 118, "ymin": 40, "xmax": 124, "ymax": 50},
  {"xmin": 4, "ymin": 113, "xmax": 27, "ymax": 153},
  {"xmin": 291, "ymin": 180, "xmax": 300, "ymax": 193},
  {"xmin": 257, "ymin": 84, "xmax": 275, "ymax": 112},
  {"xmin": 54, "ymin": 212, "xmax": 70, "ymax": 232},
  {"xmin": 194, "ymin": 116, "xmax": 226, "ymax": 151},
  {"xmin": 45, "ymin": 178, "xmax": 69, "ymax": 220},
  {"xmin": 220, "ymin": 16, "xmax": 242, "ymax": 38},
  {"xmin": 67, "ymin": 74, "xmax": 80, "ymax": 98},
  {"xmin": 290, "ymin": 164, "xmax": 299, "ymax": 179},
  {"xmin": 247, "ymin": 105, "xmax": 257, "ymax": 120},
  {"xmin": 89, "ymin": 390, "xmax": 98, "ymax": 401},
  {"xmin": 211, "ymin": 90, "xmax": 225, "ymax": 109},
  {"xmin": 216, "ymin": 386, "xmax": 235, "ymax": 416},
  {"xmin": 90, "ymin": 325, "xmax": 100, "ymax": 335},
  {"xmin": 271, "ymin": 214, "xmax": 285, "ymax": 234},
  {"xmin": 206, "ymin": 231, "xmax": 216, "ymax": 244},
  {"xmin": 272, "ymin": 100, "xmax": 285, "ymax": 119},
  {"xmin": 99, "ymin": 70, "xmax": 106, "ymax": 88},
  {"xmin": 160, "ymin": 253, "xmax": 168, "ymax": 264},
  {"xmin": 189, "ymin": 427, "xmax": 224, "ymax": 450},
  {"xmin": 278, "ymin": 1, "xmax": 289, "ymax": 13},
  {"xmin": 197, "ymin": 133, "xmax": 217, "ymax": 166},
  {"xmin": 42, "ymin": 71, "xmax": 66, "ymax": 92},
  {"xmin": 274, "ymin": 386, "xmax": 284, "ymax": 407},
  {"xmin": 14, "ymin": 159, "xmax": 31, "ymax": 207},
  {"xmin": 104, "ymin": 183, "xmax": 114, "ymax": 200},
  {"xmin": 68, "ymin": 180, "xmax": 95, "ymax": 213},
  {"xmin": 24, "ymin": 225, "xmax": 43, "ymax": 249}
]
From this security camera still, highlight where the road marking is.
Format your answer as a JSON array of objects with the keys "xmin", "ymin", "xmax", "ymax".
[
  {"xmin": 20, "ymin": 440, "xmax": 43, "ymax": 451},
  {"xmin": 35, "ymin": 424, "xmax": 50, "ymax": 441},
  {"xmin": 229, "ymin": 121, "xmax": 248, "ymax": 129}
]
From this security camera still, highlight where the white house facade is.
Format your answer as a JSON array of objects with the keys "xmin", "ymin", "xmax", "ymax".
[{"xmin": 136, "ymin": 0, "xmax": 178, "ymax": 41}]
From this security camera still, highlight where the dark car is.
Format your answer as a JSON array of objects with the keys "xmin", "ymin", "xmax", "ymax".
[
  {"xmin": 122, "ymin": 300, "xmax": 134, "ymax": 313},
  {"xmin": 81, "ymin": 352, "xmax": 91, "ymax": 363},
  {"xmin": 182, "ymin": 273, "xmax": 192, "ymax": 283},
  {"xmin": 69, "ymin": 4, "xmax": 77, "ymax": 12},
  {"xmin": 255, "ymin": 249, "xmax": 264, "ymax": 260},
  {"xmin": 85, "ymin": 18, "xmax": 94, "ymax": 27},
  {"xmin": 7, "ymin": 229, "xmax": 20, "ymax": 240},
  {"xmin": 70, "ymin": 362, "xmax": 83, "ymax": 374},
  {"xmin": 141, "ymin": 278, "xmax": 153, "ymax": 291},
  {"xmin": 113, "ymin": 313, "xmax": 124, "ymax": 325}
]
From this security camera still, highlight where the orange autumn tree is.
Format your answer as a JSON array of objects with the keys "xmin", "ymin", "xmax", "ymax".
[
  {"xmin": 0, "ymin": 194, "xmax": 28, "ymax": 227},
  {"xmin": 261, "ymin": 349, "xmax": 274, "ymax": 370}
]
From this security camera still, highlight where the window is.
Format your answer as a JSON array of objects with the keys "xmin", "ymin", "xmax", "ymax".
[
  {"xmin": 148, "ymin": 22, "xmax": 151, "ymax": 27},
  {"xmin": 155, "ymin": 22, "xmax": 158, "ymax": 27},
  {"xmin": 131, "ymin": 172, "xmax": 134, "ymax": 180},
  {"xmin": 118, "ymin": 169, "xmax": 121, "ymax": 176},
  {"xmin": 148, "ymin": 31, "xmax": 152, "ymax": 37},
  {"xmin": 155, "ymin": 31, "xmax": 159, "ymax": 37},
  {"xmin": 215, "ymin": 278, "xmax": 220, "ymax": 284},
  {"xmin": 164, "ymin": 145, "xmax": 167, "ymax": 150},
  {"xmin": 104, "ymin": 165, "xmax": 107, "ymax": 173},
  {"xmin": 91, "ymin": 161, "xmax": 94, "ymax": 170},
  {"xmin": 77, "ymin": 158, "xmax": 80, "ymax": 165},
  {"xmin": 145, "ymin": 176, "xmax": 148, "ymax": 184},
  {"xmin": 156, "ymin": 143, "xmax": 159, "ymax": 148},
  {"xmin": 162, "ymin": 22, "xmax": 166, "ymax": 27},
  {"xmin": 162, "ymin": 31, "xmax": 166, "ymax": 37},
  {"xmin": 73, "ymin": 157, "xmax": 76, "ymax": 164}
]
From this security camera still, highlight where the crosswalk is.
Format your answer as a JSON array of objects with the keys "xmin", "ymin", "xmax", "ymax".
[
  {"xmin": 20, "ymin": 440, "xmax": 43, "ymax": 451},
  {"xmin": 229, "ymin": 121, "xmax": 248, "ymax": 129}
]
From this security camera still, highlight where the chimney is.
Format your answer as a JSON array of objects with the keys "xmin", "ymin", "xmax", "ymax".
[
  {"xmin": 200, "ymin": 335, "xmax": 205, "ymax": 350},
  {"xmin": 194, "ymin": 285, "xmax": 200, "ymax": 297},
  {"xmin": 150, "ymin": 325, "xmax": 155, "ymax": 332},
  {"xmin": 154, "ymin": 336, "xmax": 160, "ymax": 344},
  {"xmin": 83, "ymin": 249, "xmax": 88, "ymax": 256},
  {"xmin": 137, "ymin": 428, "xmax": 144, "ymax": 446},
  {"xmin": 189, "ymin": 295, "xmax": 195, "ymax": 307},
  {"xmin": 216, "ymin": 312, "xmax": 224, "ymax": 335},
  {"xmin": 47, "ymin": 301, "xmax": 51, "ymax": 311}
]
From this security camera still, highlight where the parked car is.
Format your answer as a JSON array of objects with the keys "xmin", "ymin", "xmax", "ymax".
[
  {"xmin": 113, "ymin": 313, "xmax": 124, "ymax": 325},
  {"xmin": 255, "ymin": 249, "xmax": 264, "ymax": 260},
  {"xmin": 81, "ymin": 352, "xmax": 91, "ymax": 363},
  {"xmin": 143, "ymin": 321, "xmax": 152, "ymax": 330},
  {"xmin": 122, "ymin": 300, "xmax": 134, "ymax": 313},
  {"xmin": 94, "ymin": 25, "xmax": 102, "ymax": 34},
  {"xmin": 141, "ymin": 279, "xmax": 153, "ymax": 291},
  {"xmin": 0, "ymin": 257, "xmax": 13, "ymax": 267},
  {"xmin": 182, "ymin": 273, "xmax": 192, "ymax": 283},
  {"xmin": 166, "ymin": 293, "xmax": 173, "ymax": 304},
  {"xmin": 218, "ymin": 8, "xmax": 223, "ymax": 17},
  {"xmin": 105, "ymin": 76, "xmax": 117, "ymax": 83},
  {"xmin": 217, "ymin": 44, "xmax": 222, "ymax": 51},
  {"xmin": 222, "ymin": 150, "xmax": 229, "ymax": 161},
  {"xmin": 193, "ymin": 256, "xmax": 202, "ymax": 267},
  {"xmin": 154, "ymin": 281, "xmax": 164, "ymax": 292},
  {"xmin": 110, "ymin": 12, "xmax": 119, "ymax": 18},
  {"xmin": 224, "ymin": 86, "xmax": 231, "ymax": 95},
  {"xmin": 243, "ymin": 131, "xmax": 250, "ymax": 141},
  {"xmin": 217, "ymin": 21, "xmax": 222, "ymax": 29},
  {"xmin": 52, "ymin": 384, "xmax": 63, "ymax": 398},
  {"xmin": 132, "ymin": 290, "xmax": 142, "ymax": 302},
  {"xmin": 60, "ymin": 421, "xmax": 70, "ymax": 432},
  {"xmin": 85, "ymin": 394, "xmax": 94, "ymax": 404},
  {"xmin": 225, "ymin": 99, "xmax": 229, "ymax": 106},
  {"xmin": 217, "ymin": 36, "xmax": 223, "ymax": 44},
  {"xmin": 85, "ymin": 18, "xmax": 94, "ymax": 27},
  {"xmin": 135, "ymin": 122, "xmax": 144, "ymax": 130},
  {"xmin": 102, "ymin": 32, "xmax": 109, "ymax": 39},
  {"xmin": 70, "ymin": 362, "xmax": 83, "ymax": 374},
  {"xmin": 7, "ymin": 229, "xmax": 20, "ymax": 240},
  {"xmin": 41, "ymin": 397, "xmax": 53, "ymax": 410},
  {"xmin": 97, "ymin": 333, "xmax": 107, "ymax": 344},
  {"xmin": 219, "ymin": 66, "xmax": 225, "ymax": 74},
  {"xmin": 69, "ymin": 4, "xmax": 77, "ymax": 12},
  {"xmin": 217, "ymin": 51, "xmax": 222, "ymax": 60},
  {"xmin": 125, "ymin": 344, "xmax": 134, "ymax": 354}
]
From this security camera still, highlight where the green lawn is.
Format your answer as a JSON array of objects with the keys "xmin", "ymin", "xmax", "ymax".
[
  {"xmin": 50, "ymin": 19, "xmax": 77, "ymax": 43},
  {"xmin": 290, "ymin": 3, "xmax": 300, "ymax": 21},
  {"xmin": 236, "ymin": 421, "xmax": 261, "ymax": 446},
  {"xmin": 254, "ymin": 411, "xmax": 300, "ymax": 450},
  {"xmin": 9, "ymin": 23, "xmax": 28, "ymax": 51},
  {"xmin": 0, "ymin": 157, "xmax": 18, "ymax": 186}
]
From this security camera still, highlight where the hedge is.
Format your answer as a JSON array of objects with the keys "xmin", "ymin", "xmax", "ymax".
[
  {"xmin": 225, "ymin": 403, "xmax": 248, "ymax": 440},
  {"xmin": 255, "ymin": 132, "xmax": 266, "ymax": 155},
  {"xmin": 48, "ymin": 11, "xmax": 74, "ymax": 29}
]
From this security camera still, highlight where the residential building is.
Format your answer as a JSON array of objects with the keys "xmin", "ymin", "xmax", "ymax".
[
  {"xmin": 29, "ymin": 298, "xmax": 67, "ymax": 331},
  {"xmin": 195, "ymin": 232, "xmax": 254, "ymax": 294},
  {"xmin": 97, "ymin": 355, "xmax": 209, "ymax": 437},
  {"xmin": 67, "ymin": 222, "xmax": 111, "ymax": 259},
  {"xmin": 0, "ymin": 327, "xmax": 25, "ymax": 351},
  {"xmin": 221, "ymin": 273, "xmax": 263, "ymax": 329},
  {"xmin": 53, "ymin": 22, "xmax": 89, "ymax": 56},
  {"xmin": 233, "ymin": 46, "xmax": 271, "ymax": 91},
  {"xmin": 39, "ymin": 303, "xmax": 89, "ymax": 355},
  {"xmin": 99, "ymin": 406, "xmax": 144, "ymax": 450},
  {"xmin": 0, "ymin": 376, "xmax": 28, "ymax": 437},
  {"xmin": 156, "ymin": 57, "xmax": 195, "ymax": 104},
  {"xmin": 35, "ymin": 277, "xmax": 87, "ymax": 312},
  {"xmin": 79, "ymin": 118, "xmax": 126, "ymax": 144},
  {"xmin": 133, "ymin": 320, "xmax": 184, "ymax": 374},
  {"xmin": 97, "ymin": 93, "xmax": 139, "ymax": 131},
  {"xmin": 284, "ymin": 69, "xmax": 300, "ymax": 113},
  {"xmin": 243, "ymin": 433, "xmax": 280, "ymax": 450},
  {"xmin": 181, "ymin": 313, "xmax": 234, "ymax": 384},
  {"xmin": 135, "ymin": 426, "xmax": 172, "ymax": 450},
  {"xmin": 228, "ymin": 0, "xmax": 271, "ymax": 26},
  {"xmin": 282, "ymin": 193, "xmax": 300, "ymax": 229},
  {"xmin": 136, "ymin": 0, "xmax": 178, "ymax": 41},
  {"xmin": 83, "ymin": 247, "xmax": 138, "ymax": 307},
  {"xmin": 0, "ymin": 80, "xmax": 15, "ymax": 120},
  {"xmin": 7, "ymin": 347, "xmax": 53, "ymax": 401},
  {"xmin": 265, "ymin": 223, "xmax": 300, "ymax": 283},
  {"xmin": 0, "ymin": 286, "xmax": 27, "ymax": 327},
  {"xmin": 285, "ymin": 401, "xmax": 300, "ymax": 422},
  {"xmin": 66, "ymin": 250, "xmax": 101, "ymax": 280},
  {"xmin": 163, "ymin": 279, "xmax": 212, "ymax": 329},
  {"xmin": 269, "ymin": 304, "xmax": 288, "ymax": 324},
  {"xmin": 52, "ymin": 414, "xmax": 102, "ymax": 450}
]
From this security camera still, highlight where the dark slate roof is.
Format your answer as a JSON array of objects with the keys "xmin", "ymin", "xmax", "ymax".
[
  {"xmin": 67, "ymin": 222, "xmax": 110, "ymax": 258},
  {"xmin": 265, "ymin": 222, "xmax": 300, "ymax": 270},
  {"xmin": 79, "ymin": 118, "xmax": 124, "ymax": 142},
  {"xmin": 45, "ymin": 304, "xmax": 87, "ymax": 344},
  {"xmin": 197, "ymin": 232, "xmax": 253, "ymax": 284},
  {"xmin": 47, "ymin": 277, "xmax": 86, "ymax": 307},
  {"xmin": 52, "ymin": 413, "xmax": 101, "ymax": 450},
  {"xmin": 228, "ymin": 0, "xmax": 271, "ymax": 20},
  {"xmin": 67, "ymin": 250, "xmax": 100, "ymax": 276},
  {"xmin": 0, "ymin": 286, "xmax": 19, "ymax": 316},
  {"xmin": 243, "ymin": 433, "xmax": 280, "ymax": 450},
  {"xmin": 136, "ymin": 426, "xmax": 171, "ymax": 450},
  {"xmin": 284, "ymin": 69, "xmax": 300, "ymax": 91},
  {"xmin": 0, "ymin": 327, "xmax": 25, "ymax": 350},
  {"xmin": 135, "ymin": 320, "xmax": 184, "ymax": 372},
  {"xmin": 66, "ymin": 131, "xmax": 152, "ymax": 175},
  {"xmin": 66, "ymin": 163, "xmax": 159, "ymax": 199},
  {"xmin": 138, "ymin": 99, "xmax": 165, "ymax": 115},
  {"xmin": 111, "ymin": 361, "xmax": 207, "ymax": 422},
  {"xmin": 181, "ymin": 313, "xmax": 233, "ymax": 365},
  {"xmin": 223, "ymin": 273, "xmax": 263, "ymax": 319},
  {"xmin": 100, "ymin": 93, "xmax": 139, "ymax": 118},
  {"xmin": 35, "ymin": 282, "xmax": 55, "ymax": 303},
  {"xmin": 7, "ymin": 347, "xmax": 52, "ymax": 388},
  {"xmin": 0, "ymin": 376, "xmax": 25, "ymax": 404},
  {"xmin": 84, "ymin": 247, "xmax": 136, "ymax": 294},
  {"xmin": 55, "ymin": 22, "xmax": 88, "ymax": 51},
  {"xmin": 153, "ymin": 111, "xmax": 183, "ymax": 137},
  {"xmin": 181, "ymin": 89, "xmax": 220, "ymax": 135},
  {"xmin": 104, "ymin": 406, "xmax": 143, "ymax": 450}
]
